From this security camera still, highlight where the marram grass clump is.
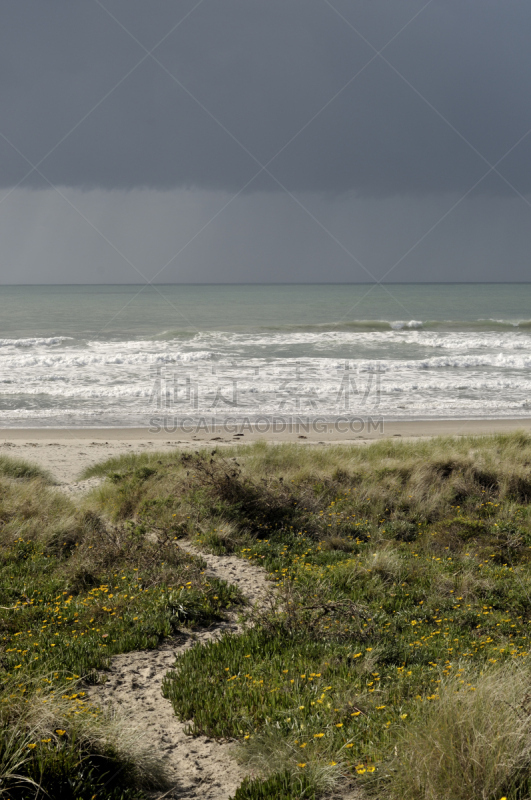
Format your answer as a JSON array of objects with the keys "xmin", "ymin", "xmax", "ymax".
[
  {"xmin": 388, "ymin": 662, "xmax": 531, "ymax": 800},
  {"xmin": 0, "ymin": 454, "xmax": 53, "ymax": 482},
  {"xmin": 0, "ymin": 671, "xmax": 163, "ymax": 800}
]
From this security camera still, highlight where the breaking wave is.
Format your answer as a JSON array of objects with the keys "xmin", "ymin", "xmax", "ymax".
[{"xmin": 259, "ymin": 319, "xmax": 531, "ymax": 333}]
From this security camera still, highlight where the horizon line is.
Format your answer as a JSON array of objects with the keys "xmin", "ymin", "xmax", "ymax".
[{"xmin": 2, "ymin": 281, "xmax": 531, "ymax": 288}]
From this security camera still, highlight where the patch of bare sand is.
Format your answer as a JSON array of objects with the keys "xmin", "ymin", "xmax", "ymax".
[
  {"xmin": 89, "ymin": 542, "xmax": 271, "ymax": 800},
  {"xmin": 0, "ymin": 439, "xmax": 187, "ymax": 486},
  {"xmin": 58, "ymin": 475, "xmax": 104, "ymax": 496}
]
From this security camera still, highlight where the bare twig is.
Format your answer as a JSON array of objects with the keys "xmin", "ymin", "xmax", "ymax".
[{"xmin": 153, "ymin": 787, "xmax": 178, "ymax": 800}]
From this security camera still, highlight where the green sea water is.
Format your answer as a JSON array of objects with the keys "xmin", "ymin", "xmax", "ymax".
[{"xmin": 1, "ymin": 283, "xmax": 531, "ymax": 337}]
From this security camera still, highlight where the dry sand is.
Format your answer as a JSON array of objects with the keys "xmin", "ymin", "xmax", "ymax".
[
  {"xmin": 2, "ymin": 418, "xmax": 531, "ymax": 486},
  {"xmin": 90, "ymin": 543, "xmax": 271, "ymax": 800}
]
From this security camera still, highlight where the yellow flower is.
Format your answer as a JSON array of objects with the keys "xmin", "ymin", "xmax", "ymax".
[
  {"xmin": 345, "ymin": 743, "xmax": 354, "ymax": 748},
  {"xmin": 314, "ymin": 733, "xmax": 324, "ymax": 738},
  {"xmin": 27, "ymin": 743, "xmax": 37, "ymax": 749},
  {"xmin": 55, "ymin": 730, "xmax": 66, "ymax": 736},
  {"xmin": 297, "ymin": 763, "xmax": 307, "ymax": 768},
  {"xmin": 367, "ymin": 765, "xmax": 376, "ymax": 773},
  {"xmin": 336, "ymin": 723, "xmax": 343, "ymax": 728}
]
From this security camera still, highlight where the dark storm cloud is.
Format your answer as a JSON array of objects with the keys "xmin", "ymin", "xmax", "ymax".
[{"xmin": 2, "ymin": 0, "xmax": 531, "ymax": 195}]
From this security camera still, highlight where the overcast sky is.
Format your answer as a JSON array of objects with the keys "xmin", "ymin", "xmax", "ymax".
[{"xmin": 1, "ymin": 0, "xmax": 531, "ymax": 284}]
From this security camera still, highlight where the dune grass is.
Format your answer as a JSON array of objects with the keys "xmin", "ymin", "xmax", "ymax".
[
  {"xmin": 0, "ymin": 461, "xmax": 243, "ymax": 799},
  {"xmin": 0, "ymin": 454, "xmax": 53, "ymax": 483},
  {"xmin": 389, "ymin": 662, "xmax": 531, "ymax": 800},
  {"xmin": 84, "ymin": 433, "xmax": 531, "ymax": 798}
]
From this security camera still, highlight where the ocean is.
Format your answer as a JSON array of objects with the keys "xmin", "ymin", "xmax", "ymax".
[{"xmin": 1, "ymin": 283, "xmax": 531, "ymax": 427}]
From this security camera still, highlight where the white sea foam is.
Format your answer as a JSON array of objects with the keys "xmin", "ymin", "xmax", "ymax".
[
  {"xmin": 0, "ymin": 336, "xmax": 73, "ymax": 348},
  {"xmin": 2, "ymin": 326, "xmax": 531, "ymax": 425},
  {"xmin": 389, "ymin": 320, "xmax": 424, "ymax": 330},
  {"xmin": 0, "ymin": 349, "xmax": 214, "ymax": 369}
]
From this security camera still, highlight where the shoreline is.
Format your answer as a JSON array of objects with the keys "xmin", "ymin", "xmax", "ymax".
[{"xmin": 2, "ymin": 417, "xmax": 531, "ymax": 441}]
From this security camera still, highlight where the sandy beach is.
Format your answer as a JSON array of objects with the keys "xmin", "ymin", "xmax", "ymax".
[{"xmin": 2, "ymin": 418, "xmax": 531, "ymax": 485}]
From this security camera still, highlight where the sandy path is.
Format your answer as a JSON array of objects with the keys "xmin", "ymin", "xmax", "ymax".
[{"xmin": 90, "ymin": 542, "xmax": 271, "ymax": 800}]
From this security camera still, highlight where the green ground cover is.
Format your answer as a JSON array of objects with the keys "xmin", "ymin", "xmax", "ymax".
[{"xmin": 85, "ymin": 434, "xmax": 531, "ymax": 799}]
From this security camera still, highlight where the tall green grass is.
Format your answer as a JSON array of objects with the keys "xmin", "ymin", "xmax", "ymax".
[
  {"xmin": 0, "ymin": 454, "xmax": 53, "ymax": 482},
  {"xmin": 389, "ymin": 663, "xmax": 531, "ymax": 800}
]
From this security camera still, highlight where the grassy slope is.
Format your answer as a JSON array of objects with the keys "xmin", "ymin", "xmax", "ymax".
[
  {"xmin": 0, "ymin": 457, "xmax": 242, "ymax": 800},
  {"xmin": 84, "ymin": 434, "xmax": 531, "ymax": 800}
]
